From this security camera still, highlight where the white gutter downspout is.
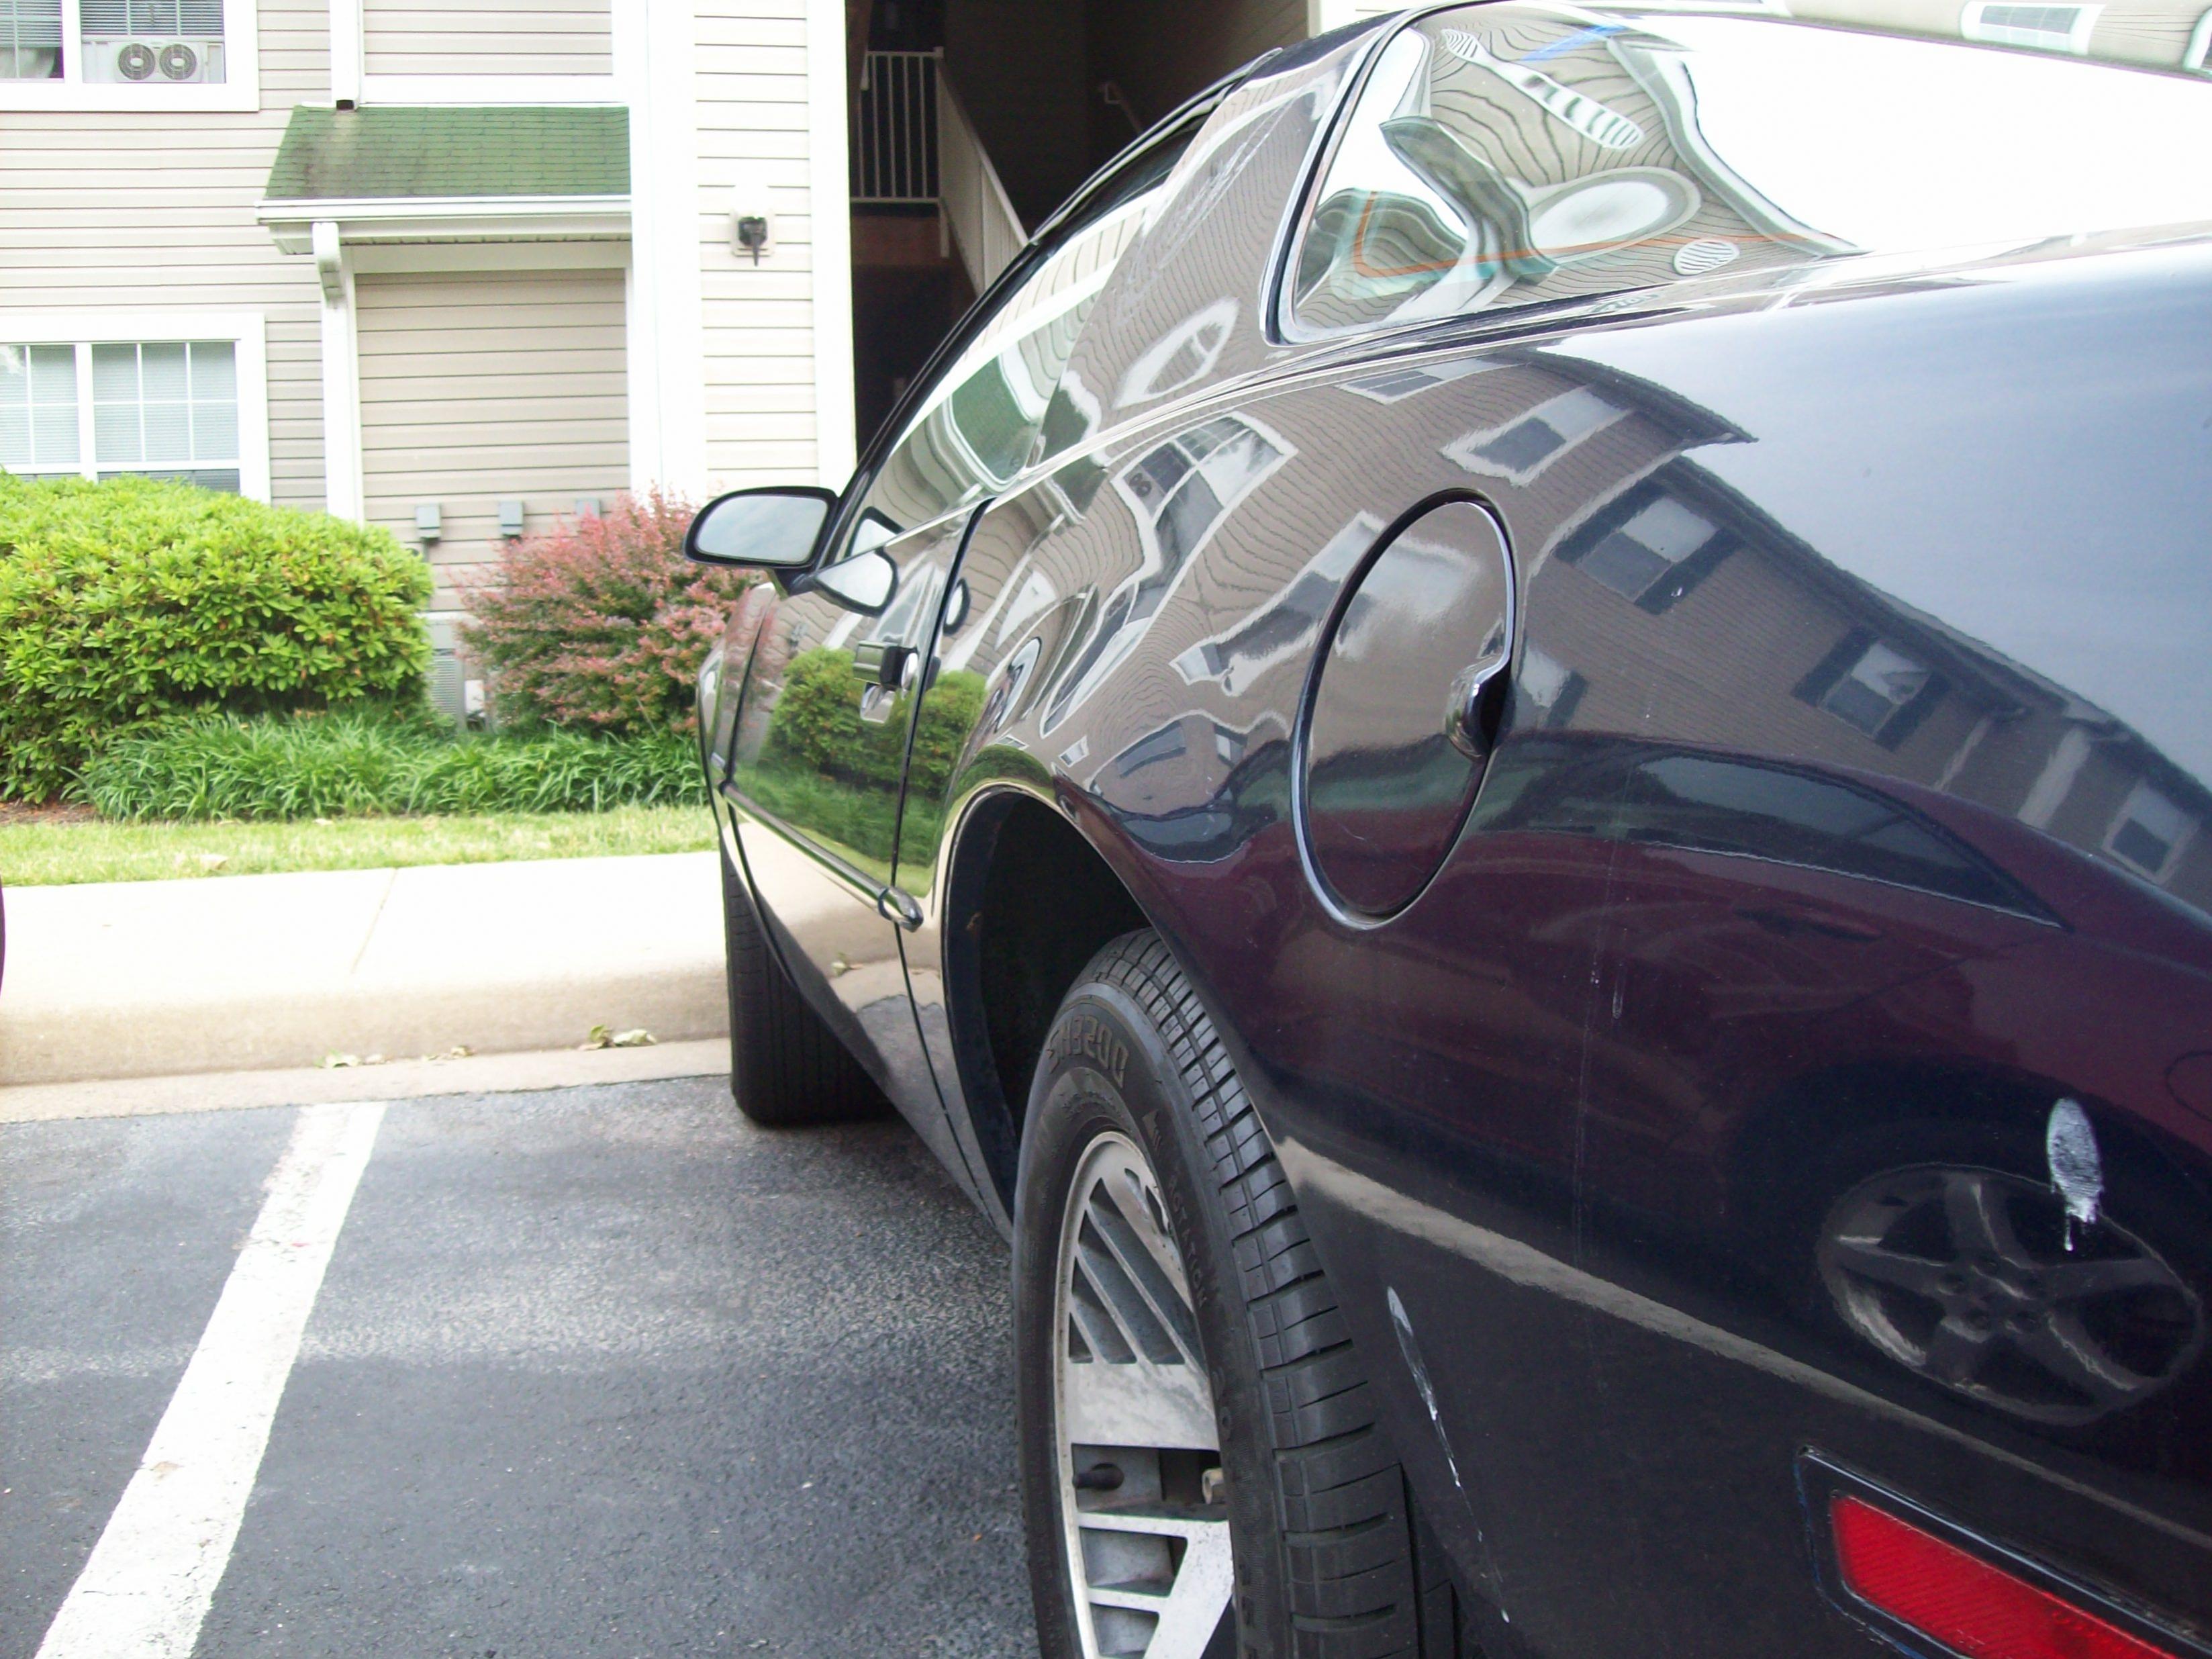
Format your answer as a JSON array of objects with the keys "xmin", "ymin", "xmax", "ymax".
[
  {"xmin": 806, "ymin": 0, "xmax": 857, "ymax": 485},
  {"xmin": 328, "ymin": 0, "xmax": 364, "ymax": 107},
  {"xmin": 312, "ymin": 220, "xmax": 365, "ymax": 521}
]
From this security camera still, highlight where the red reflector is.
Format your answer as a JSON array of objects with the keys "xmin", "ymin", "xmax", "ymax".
[{"xmin": 1831, "ymin": 1495, "xmax": 2174, "ymax": 1659}]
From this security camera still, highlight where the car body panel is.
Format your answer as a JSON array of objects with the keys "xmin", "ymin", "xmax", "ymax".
[{"xmin": 709, "ymin": 9, "xmax": 2212, "ymax": 1654}]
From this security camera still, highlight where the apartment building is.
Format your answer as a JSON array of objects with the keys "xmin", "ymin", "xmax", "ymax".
[
  {"xmin": 1, "ymin": 0, "xmax": 868, "ymax": 631},
  {"xmin": 0, "ymin": 0, "xmax": 1339, "ymax": 627}
]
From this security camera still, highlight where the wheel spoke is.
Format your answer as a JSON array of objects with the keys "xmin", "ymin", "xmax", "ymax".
[
  {"xmin": 1089, "ymin": 1187, "xmax": 1204, "ymax": 1366},
  {"xmin": 1828, "ymin": 1235, "xmax": 1952, "ymax": 1300},
  {"xmin": 1943, "ymin": 1172, "xmax": 2034, "ymax": 1268},
  {"xmin": 1141, "ymin": 1519, "xmax": 1234, "ymax": 1659},
  {"xmin": 1062, "ymin": 1337, "xmax": 1219, "ymax": 1450},
  {"xmin": 2039, "ymin": 1255, "xmax": 2172, "ymax": 1301},
  {"xmin": 2015, "ymin": 1311, "xmax": 2154, "ymax": 1405},
  {"xmin": 1078, "ymin": 1512, "xmax": 1233, "ymax": 1659},
  {"xmin": 1078, "ymin": 1217, "xmax": 1184, "ymax": 1365},
  {"xmin": 1071, "ymin": 1263, "xmax": 1139, "ymax": 1365},
  {"xmin": 1924, "ymin": 1314, "xmax": 1996, "ymax": 1384}
]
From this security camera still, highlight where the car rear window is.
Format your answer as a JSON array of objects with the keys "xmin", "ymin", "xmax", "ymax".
[{"xmin": 1284, "ymin": 2, "xmax": 2212, "ymax": 338}]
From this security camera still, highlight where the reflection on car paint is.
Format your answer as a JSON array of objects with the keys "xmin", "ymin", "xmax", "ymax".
[{"xmin": 714, "ymin": 11, "xmax": 2212, "ymax": 1655}]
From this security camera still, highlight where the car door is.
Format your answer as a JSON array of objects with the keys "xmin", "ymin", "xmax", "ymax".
[{"xmin": 722, "ymin": 151, "xmax": 1186, "ymax": 1175}]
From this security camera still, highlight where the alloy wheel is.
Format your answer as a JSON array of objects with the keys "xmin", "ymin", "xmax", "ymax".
[
  {"xmin": 1052, "ymin": 1131, "xmax": 1235, "ymax": 1658},
  {"xmin": 1818, "ymin": 1164, "xmax": 2203, "ymax": 1425}
]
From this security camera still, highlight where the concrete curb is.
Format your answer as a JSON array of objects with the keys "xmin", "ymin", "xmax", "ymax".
[
  {"xmin": 0, "ymin": 1039, "xmax": 732, "ymax": 1124},
  {"xmin": 0, "ymin": 851, "xmax": 729, "ymax": 1088}
]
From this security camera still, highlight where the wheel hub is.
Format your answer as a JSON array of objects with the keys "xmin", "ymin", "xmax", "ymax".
[{"xmin": 1818, "ymin": 1164, "xmax": 2203, "ymax": 1425}]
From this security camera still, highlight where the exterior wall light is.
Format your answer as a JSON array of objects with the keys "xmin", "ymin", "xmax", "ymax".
[{"xmin": 729, "ymin": 168, "xmax": 778, "ymax": 263}]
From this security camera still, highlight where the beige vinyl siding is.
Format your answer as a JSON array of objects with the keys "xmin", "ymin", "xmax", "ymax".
[
  {"xmin": 363, "ymin": 0, "xmax": 615, "ymax": 76},
  {"xmin": 695, "ymin": 0, "xmax": 824, "ymax": 487},
  {"xmin": 356, "ymin": 269, "xmax": 629, "ymax": 602},
  {"xmin": 0, "ymin": 0, "xmax": 330, "ymax": 508},
  {"xmin": 262, "ymin": 0, "xmax": 333, "ymax": 100}
]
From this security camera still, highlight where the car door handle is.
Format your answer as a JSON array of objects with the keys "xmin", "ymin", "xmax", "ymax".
[
  {"xmin": 877, "ymin": 888, "xmax": 923, "ymax": 930},
  {"xmin": 851, "ymin": 641, "xmax": 920, "ymax": 690}
]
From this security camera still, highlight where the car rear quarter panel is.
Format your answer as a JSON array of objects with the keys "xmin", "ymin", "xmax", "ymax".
[{"xmin": 906, "ymin": 232, "xmax": 2212, "ymax": 1656}]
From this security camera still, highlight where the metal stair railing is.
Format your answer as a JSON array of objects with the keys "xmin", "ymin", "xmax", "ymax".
[
  {"xmin": 934, "ymin": 64, "xmax": 1026, "ymax": 292},
  {"xmin": 851, "ymin": 48, "xmax": 1026, "ymax": 293}
]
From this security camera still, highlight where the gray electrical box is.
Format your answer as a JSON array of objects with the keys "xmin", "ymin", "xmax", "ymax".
[
  {"xmin": 425, "ymin": 612, "xmax": 468, "ymax": 725},
  {"xmin": 497, "ymin": 500, "xmax": 526, "ymax": 539},
  {"xmin": 414, "ymin": 503, "xmax": 442, "ymax": 544}
]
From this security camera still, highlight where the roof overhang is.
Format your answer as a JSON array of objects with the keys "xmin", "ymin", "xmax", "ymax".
[{"xmin": 258, "ymin": 195, "xmax": 631, "ymax": 253}]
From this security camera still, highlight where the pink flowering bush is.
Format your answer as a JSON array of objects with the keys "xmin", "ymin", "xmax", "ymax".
[{"xmin": 459, "ymin": 490, "xmax": 754, "ymax": 738}]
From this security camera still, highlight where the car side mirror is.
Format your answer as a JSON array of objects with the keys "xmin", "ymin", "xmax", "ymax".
[{"xmin": 684, "ymin": 486, "xmax": 837, "ymax": 569}]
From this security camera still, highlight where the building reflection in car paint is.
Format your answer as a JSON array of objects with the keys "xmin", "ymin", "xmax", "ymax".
[
  {"xmin": 873, "ymin": 14, "xmax": 2212, "ymax": 1654},
  {"xmin": 1284, "ymin": 14, "xmax": 1854, "ymax": 339},
  {"xmin": 1041, "ymin": 413, "xmax": 1291, "ymax": 736},
  {"xmin": 924, "ymin": 352, "xmax": 2209, "ymax": 1658}
]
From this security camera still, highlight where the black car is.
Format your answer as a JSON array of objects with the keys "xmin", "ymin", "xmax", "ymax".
[{"xmin": 687, "ymin": 7, "xmax": 2212, "ymax": 1655}]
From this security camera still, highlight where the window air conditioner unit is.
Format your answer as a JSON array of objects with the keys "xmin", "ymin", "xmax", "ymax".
[{"xmin": 83, "ymin": 36, "xmax": 226, "ymax": 83}]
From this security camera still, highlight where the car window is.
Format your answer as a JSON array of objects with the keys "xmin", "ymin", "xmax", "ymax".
[
  {"xmin": 1284, "ymin": 2, "xmax": 2212, "ymax": 339},
  {"xmin": 825, "ymin": 142, "xmax": 1192, "ymax": 565}
]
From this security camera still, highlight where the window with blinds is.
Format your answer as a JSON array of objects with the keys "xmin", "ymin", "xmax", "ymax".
[
  {"xmin": 3, "ymin": 0, "xmax": 228, "ymax": 82},
  {"xmin": 0, "ymin": 0, "xmax": 62, "ymax": 79},
  {"xmin": 1, "ymin": 340, "xmax": 242, "ymax": 494},
  {"xmin": 93, "ymin": 342, "xmax": 240, "ymax": 491},
  {"xmin": 0, "ymin": 345, "xmax": 81, "ymax": 474}
]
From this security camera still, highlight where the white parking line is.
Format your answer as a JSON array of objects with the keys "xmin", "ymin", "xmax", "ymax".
[{"xmin": 34, "ymin": 1101, "xmax": 387, "ymax": 1659}]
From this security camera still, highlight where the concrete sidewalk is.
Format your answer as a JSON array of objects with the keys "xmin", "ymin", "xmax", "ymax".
[{"xmin": 0, "ymin": 853, "xmax": 728, "ymax": 1088}]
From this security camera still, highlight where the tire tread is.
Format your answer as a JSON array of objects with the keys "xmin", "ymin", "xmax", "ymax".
[{"xmin": 1081, "ymin": 931, "xmax": 1460, "ymax": 1658}]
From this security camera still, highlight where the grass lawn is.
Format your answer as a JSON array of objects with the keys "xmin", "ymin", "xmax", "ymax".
[{"xmin": 0, "ymin": 804, "xmax": 718, "ymax": 887}]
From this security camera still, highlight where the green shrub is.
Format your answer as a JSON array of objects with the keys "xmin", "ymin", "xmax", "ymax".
[
  {"xmin": 765, "ymin": 645, "xmax": 985, "ymax": 798},
  {"xmin": 908, "ymin": 668, "xmax": 986, "ymax": 800},
  {"xmin": 0, "ymin": 474, "xmax": 431, "ymax": 800},
  {"xmin": 459, "ymin": 490, "xmax": 755, "ymax": 738},
  {"xmin": 79, "ymin": 710, "xmax": 704, "ymax": 821}
]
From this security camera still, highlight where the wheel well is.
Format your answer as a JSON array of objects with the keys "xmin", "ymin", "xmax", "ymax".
[{"xmin": 945, "ymin": 793, "xmax": 1147, "ymax": 1208}]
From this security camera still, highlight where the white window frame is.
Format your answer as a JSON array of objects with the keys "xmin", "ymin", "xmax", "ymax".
[
  {"xmin": 1445, "ymin": 387, "xmax": 1627, "ymax": 485},
  {"xmin": 1959, "ymin": 0, "xmax": 2103, "ymax": 55},
  {"xmin": 1819, "ymin": 638, "xmax": 1932, "ymax": 739},
  {"xmin": 2103, "ymin": 779, "xmax": 2198, "ymax": 881},
  {"xmin": 1, "ymin": 311, "xmax": 269, "ymax": 500},
  {"xmin": 0, "ymin": 0, "xmax": 258, "ymax": 110}
]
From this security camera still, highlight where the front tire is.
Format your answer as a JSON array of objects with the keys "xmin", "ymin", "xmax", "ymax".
[
  {"xmin": 1014, "ymin": 931, "xmax": 1453, "ymax": 1658},
  {"xmin": 718, "ymin": 840, "xmax": 884, "ymax": 1127}
]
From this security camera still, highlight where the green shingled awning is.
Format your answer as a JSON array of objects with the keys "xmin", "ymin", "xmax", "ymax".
[{"xmin": 264, "ymin": 106, "xmax": 629, "ymax": 201}]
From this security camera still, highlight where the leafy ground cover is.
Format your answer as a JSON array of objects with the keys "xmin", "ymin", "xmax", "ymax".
[
  {"xmin": 79, "ymin": 710, "xmax": 704, "ymax": 821},
  {"xmin": 0, "ymin": 803, "xmax": 715, "ymax": 886}
]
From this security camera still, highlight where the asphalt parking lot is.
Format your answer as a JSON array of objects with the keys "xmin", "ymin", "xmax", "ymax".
[{"xmin": 1, "ymin": 1077, "xmax": 1036, "ymax": 1658}]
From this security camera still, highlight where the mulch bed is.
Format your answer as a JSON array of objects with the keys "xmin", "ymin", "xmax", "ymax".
[{"xmin": 0, "ymin": 801, "xmax": 99, "ymax": 827}]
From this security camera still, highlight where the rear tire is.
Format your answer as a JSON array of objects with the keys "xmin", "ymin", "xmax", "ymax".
[
  {"xmin": 1014, "ymin": 929, "xmax": 1457, "ymax": 1658},
  {"xmin": 719, "ymin": 840, "xmax": 885, "ymax": 1127}
]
